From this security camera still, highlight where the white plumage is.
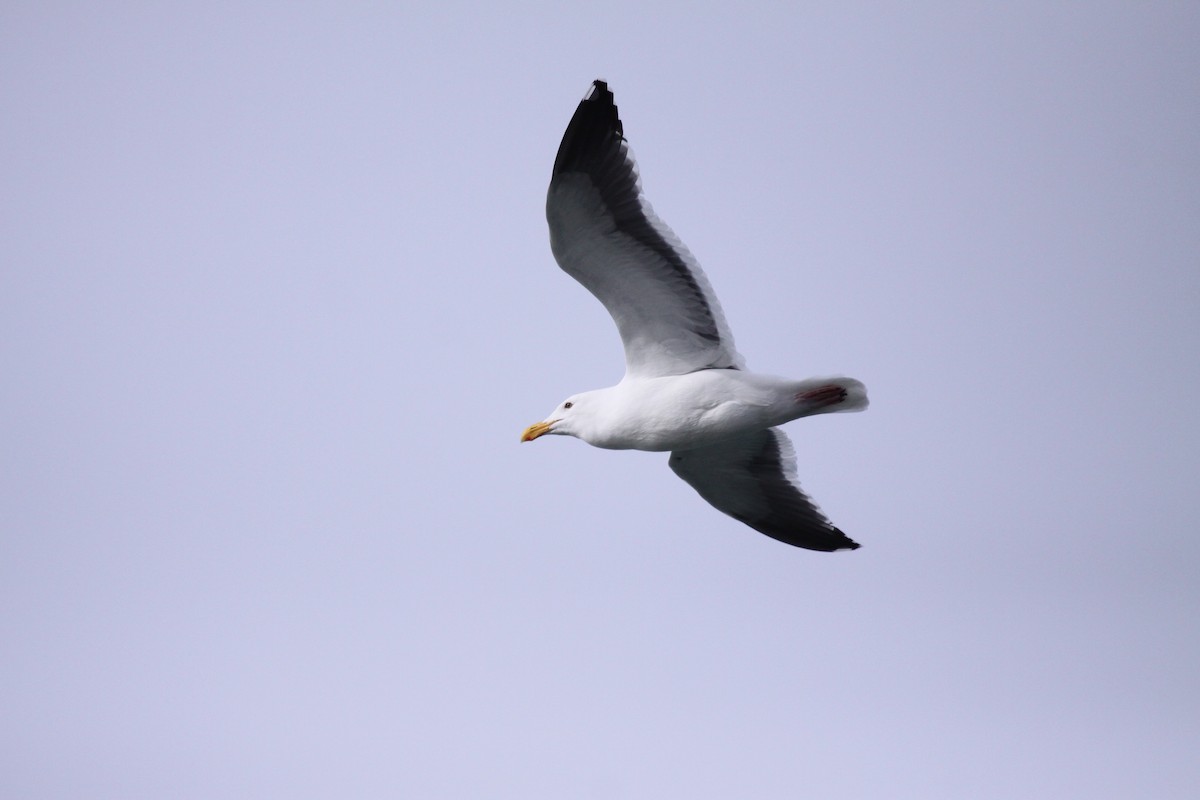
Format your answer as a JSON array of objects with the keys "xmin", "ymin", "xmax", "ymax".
[{"xmin": 522, "ymin": 80, "xmax": 868, "ymax": 552}]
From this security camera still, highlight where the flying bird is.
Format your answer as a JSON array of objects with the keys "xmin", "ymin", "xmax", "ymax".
[{"xmin": 522, "ymin": 80, "xmax": 868, "ymax": 552}]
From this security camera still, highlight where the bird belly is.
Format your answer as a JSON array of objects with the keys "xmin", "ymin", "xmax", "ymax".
[{"xmin": 594, "ymin": 373, "xmax": 774, "ymax": 452}]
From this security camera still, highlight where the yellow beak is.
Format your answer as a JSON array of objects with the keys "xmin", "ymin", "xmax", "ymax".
[{"xmin": 520, "ymin": 420, "xmax": 555, "ymax": 442}]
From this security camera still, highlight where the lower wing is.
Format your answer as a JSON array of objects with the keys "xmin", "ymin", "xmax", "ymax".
[{"xmin": 668, "ymin": 428, "xmax": 860, "ymax": 552}]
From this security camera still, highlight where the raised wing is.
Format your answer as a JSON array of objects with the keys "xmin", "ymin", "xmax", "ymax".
[
  {"xmin": 546, "ymin": 80, "xmax": 744, "ymax": 379},
  {"xmin": 669, "ymin": 428, "xmax": 860, "ymax": 552}
]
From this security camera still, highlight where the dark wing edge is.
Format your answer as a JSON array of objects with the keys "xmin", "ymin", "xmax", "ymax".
[
  {"xmin": 669, "ymin": 428, "xmax": 861, "ymax": 552},
  {"xmin": 547, "ymin": 80, "xmax": 743, "ymax": 376}
]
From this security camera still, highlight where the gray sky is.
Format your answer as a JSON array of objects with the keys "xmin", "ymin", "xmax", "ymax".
[{"xmin": 3, "ymin": 2, "xmax": 1198, "ymax": 798}]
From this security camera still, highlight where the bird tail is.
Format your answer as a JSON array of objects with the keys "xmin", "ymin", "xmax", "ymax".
[{"xmin": 793, "ymin": 377, "xmax": 869, "ymax": 415}]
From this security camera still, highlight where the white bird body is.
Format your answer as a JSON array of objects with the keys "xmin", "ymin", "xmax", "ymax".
[
  {"xmin": 523, "ymin": 80, "xmax": 868, "ymax": 552},
  {"xmin": 547, "ymin": 372, "xmax": 867, "ymax": 452}
]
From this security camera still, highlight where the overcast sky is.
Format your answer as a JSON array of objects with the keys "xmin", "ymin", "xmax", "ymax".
[{"xmin": 3, "ymin": 2, "xmax": 1198, "ymax": 798}]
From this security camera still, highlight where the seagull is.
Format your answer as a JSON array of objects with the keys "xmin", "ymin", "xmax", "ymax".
[{"xmin": 522, "ymin": 80, "xmax": 868, "ymax": 552}]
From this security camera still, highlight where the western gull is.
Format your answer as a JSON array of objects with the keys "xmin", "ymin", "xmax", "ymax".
[{"xmin": 522, "ymin": 80, "xmax": 868, "ymax": 552}]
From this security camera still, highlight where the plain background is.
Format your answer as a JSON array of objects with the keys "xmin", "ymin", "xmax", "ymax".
[{"xmin": 3, "ymin": 2, "xmax": 1198, "ymax": 798}]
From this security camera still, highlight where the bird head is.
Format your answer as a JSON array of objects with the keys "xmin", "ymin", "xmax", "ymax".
[{"xmin": 521, "ymin": 394, "xmax": 587, "ymax": 442}]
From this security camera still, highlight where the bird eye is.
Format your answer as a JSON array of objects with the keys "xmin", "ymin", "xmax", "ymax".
[{"xmin": 564, "ymin": 401, "xmax": 573, "ymax": 409}]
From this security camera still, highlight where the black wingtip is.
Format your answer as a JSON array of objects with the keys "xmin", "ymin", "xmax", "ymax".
[
  {"xmin": 585, "ymin": 79, "xmax": 611, "ymax": 101},
  {"xmin": 748, "ymin": 521, "xmax": 863, "ymax": 552},
  {"xmin": 833, "ymin": 527, "xmax": 862, "ymax": 551},
  {"xmin": 552, "ymin": 79, "xmax": 623, "ymax": 177}
]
